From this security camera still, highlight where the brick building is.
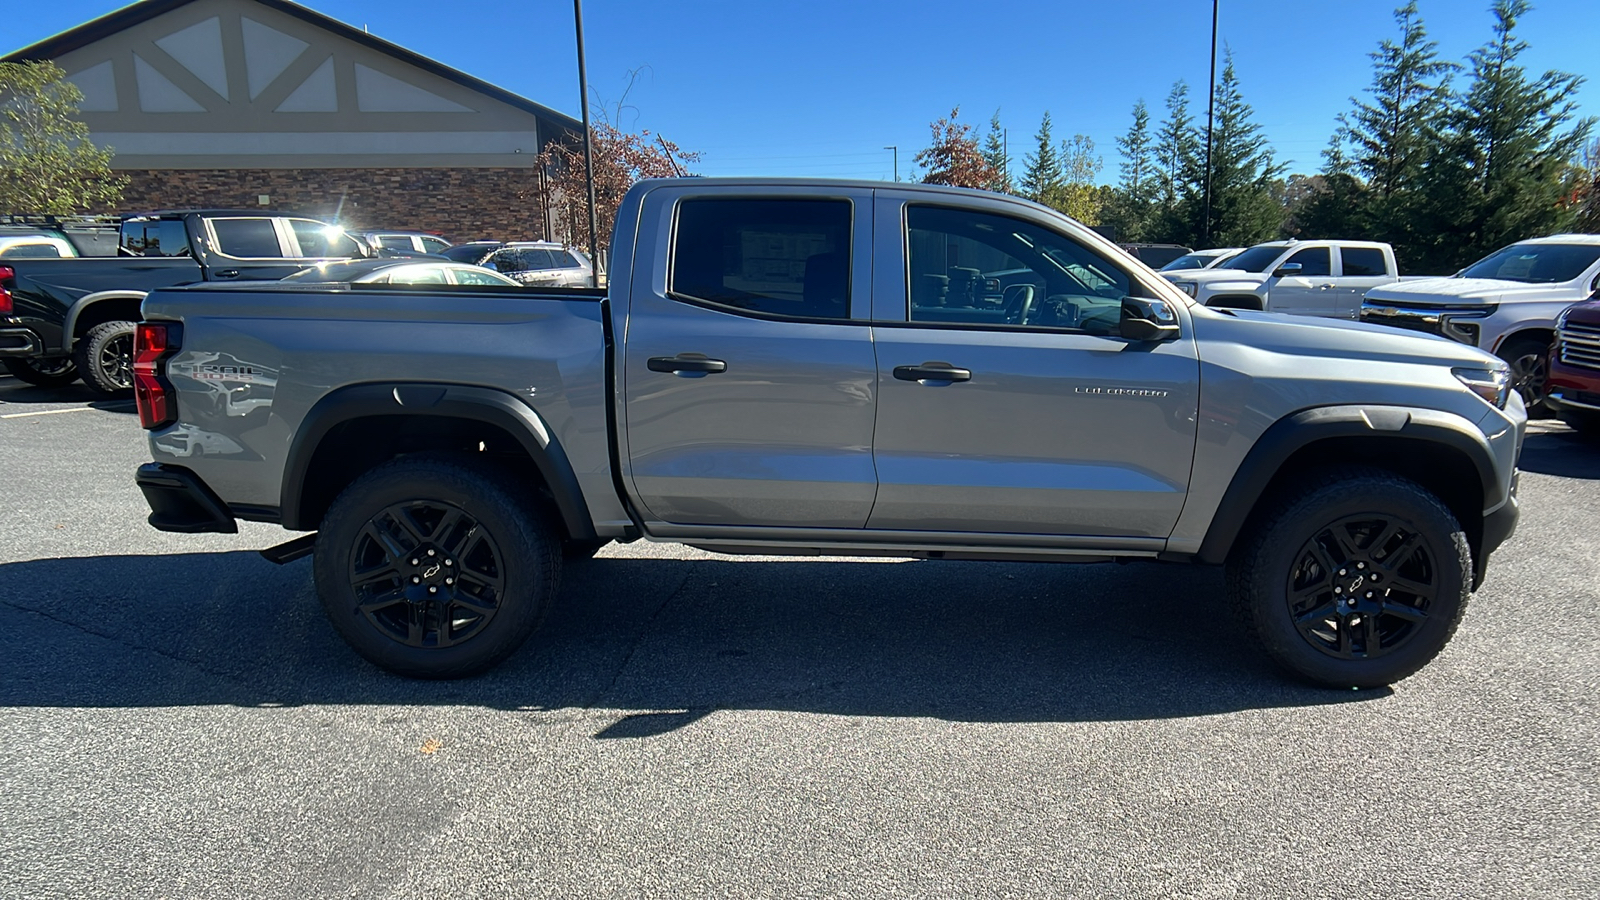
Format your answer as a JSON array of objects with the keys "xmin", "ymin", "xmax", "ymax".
[{"xmin": 4, "ymin": 0, "xmax": 582, "ymax": 241}]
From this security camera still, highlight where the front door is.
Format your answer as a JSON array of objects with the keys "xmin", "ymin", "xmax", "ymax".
[
  {"xmin": 622, "ymin": 189, "xmax": 879, "ymax": 528},
  {"xmin": 1267, "ymin": 245, "xmax": 1336, "ymax": 316},
  {"xmin": 867, "ymin": 196, "xmax": 1200, "ymax": 538}
]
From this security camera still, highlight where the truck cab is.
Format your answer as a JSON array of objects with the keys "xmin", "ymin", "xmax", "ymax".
[{"xmin": 1164, "ymin": 239, "xmax": 1400, "ymax": 318}]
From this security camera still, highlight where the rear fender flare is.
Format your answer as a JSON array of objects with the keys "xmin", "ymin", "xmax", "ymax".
[
  {"xmin": 1194, "ymin": 405, "xmax": 1500, "ymax": 565},
  {"xmin": 64, "ymin": 290, "xmax": 149, "ymax": 342},
  {"xmin": 280, "ymin": 383, "xmax": 596, "ymax": 540}
]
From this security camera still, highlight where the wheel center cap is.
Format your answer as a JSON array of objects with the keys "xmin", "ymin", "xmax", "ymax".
[{"xmin": 1346, "ymin": 573, "xmax": 1365, "ymax": 594}]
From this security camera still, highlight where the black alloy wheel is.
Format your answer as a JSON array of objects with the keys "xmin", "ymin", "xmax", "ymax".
[
  {"xmin": 97, "ymin": 333, "xmax": 133, "ymax": 389},
  {"xmin": 74, "ymin": 320, "xmax": 138, "ymax": 397},
  {"xmin": 1499, "ymin": 337, "xmax": 1551, "ymax": 416},
  {"xmin": 1283, "ymin": 515, "xmax": 1436, "ymax": 661},
  {"xmin": 349, "ymin": 500, "xmax": 507, "ymax": 649},
  {"xmin": 313, "ymin": 454, "xmax": 560, "ymax": 678},
  {"xmin": 2, "ymin": 356, "xmax": 78, "ymax": 388}
]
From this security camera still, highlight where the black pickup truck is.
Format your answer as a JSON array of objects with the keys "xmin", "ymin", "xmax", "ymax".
[{"xmin": 0, "ymin": 210, "xmax": 365, "ymax": 395}]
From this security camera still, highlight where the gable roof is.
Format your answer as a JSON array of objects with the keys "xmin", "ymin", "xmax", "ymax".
[{"xmin": 4, "ymin": 0, "xmax": 581, "ymax": 133}]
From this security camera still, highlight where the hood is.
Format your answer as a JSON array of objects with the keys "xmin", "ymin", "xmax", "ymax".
[
  {"xmin": 1562, "ymin": 298, "xmax": 1600, "ymax": 325},
  {"xmin": 1162, "ymin": 268, "xmax": 1269, "ymax": 286},
  {"xmin": 1193, "ymin": 307, "xmax": 1501, "ymax": 369},
  {"xmin": 1364, "ymin": 276, "xmax": 1573, "ymax": 306}
]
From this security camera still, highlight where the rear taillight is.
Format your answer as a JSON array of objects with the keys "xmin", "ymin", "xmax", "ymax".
[
  {"xmin": 134, "ymin": 322, "xmax": 182, "ymax": 429},
  {"xmin": 0, "ymin": 265, "xmax": 14, "ymax": 316}
]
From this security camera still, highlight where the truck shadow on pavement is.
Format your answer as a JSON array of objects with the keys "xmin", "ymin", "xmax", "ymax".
[
  {"xmin": 0, "ymin": 549, "xmax": 1384, "ymax": 730},
  {"xmin": 1516, "ymin": 429, "xmax": 1600, "ymax": 480}
]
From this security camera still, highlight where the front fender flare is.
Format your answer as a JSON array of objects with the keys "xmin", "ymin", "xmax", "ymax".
[
  {"xmin": 1193, "ymin": 405, "xmax": 1501, "ymax": 565},
  {"xmin": 280, "ymin": 383, "xmax": 596, "ymax": 540}
]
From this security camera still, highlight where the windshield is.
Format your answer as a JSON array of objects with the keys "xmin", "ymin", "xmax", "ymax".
[
  {"xmin": 1459, "ymin": 243, "xmax": 1600, "ymax": 283},
  {"xmin": 1223, "ymin": 245, "xmax": 1287, "ymax": 274},
  {"xmin": 1160, "ymin": 253, "xmax": 1214, "ymax": 271}
]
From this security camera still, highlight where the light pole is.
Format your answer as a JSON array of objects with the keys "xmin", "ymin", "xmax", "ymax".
[
  {"xmin": 574, "ymin": 0, "xmax": 599, "ymax": 287},
  {"xmin": 1203, "ymin": 0, "xmax": 1218, "ymax": 246},
  {"xmin": 884, "ymin": 145, "xmax": 898, "ymax": 182}
]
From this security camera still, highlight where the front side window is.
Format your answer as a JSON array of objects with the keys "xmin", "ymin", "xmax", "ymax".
[
  {"xmin": 671, "ymin": 198, "xmax": 851, "ymax": 319},
  {"xmin": 551, "ymin": 250, "xmax": 584, "ymax": 269},
  {"xmin": 420, "ymin": 237, "xmax": 450, "ymax": 253},
  {"xmin": 452, "ymin": 267, "xmax": 516, "ymax": 286},
  {"xmin": 1282, "ymin": 247, "xmax": 1331, "ymax": 277},
  {"xmin": 906, "ymin": 205, "xmax": 1130, "ymax": 332},
  {"xmin": 211, "ymin": 218, "xmax": 283, "ymax": 258},
  {"xmin": 1341, "ymin": 247, "xmax": 1387, "ymax": 277},
  {"xmin": 384, "ymin": 265, "xmax": 448, "ymax": 285},
  {"xmin": 379, "ymin": 235, "xmax": 413, "ymax": 250},
  {"xmin": 288, "ymin": 220, "xmax": 362, "ymax": 258}
]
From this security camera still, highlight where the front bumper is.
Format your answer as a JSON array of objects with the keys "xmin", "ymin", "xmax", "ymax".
[{"xmin": 135, "ymin": 463, "xmax": 238, "ymax": 533}]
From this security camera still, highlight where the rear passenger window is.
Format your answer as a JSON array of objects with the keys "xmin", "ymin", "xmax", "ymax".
[
  {"xmin": 1341, "ymin": 247, "xmax": 1386, "ymax": 277},
  {"xmin": 211, "ymin": 218, "xmax": 282, "ymax": 258},
  {"xmin": 672, "ymin": 198, "xmax": 851, "ymax": 319},
  {"xmin": 1283, "ymin": 247, "xmax": 1331, "ymax": 277}
]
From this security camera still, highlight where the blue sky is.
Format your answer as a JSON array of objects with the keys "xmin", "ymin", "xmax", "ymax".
[{"xmin": 13, "ymin": 0, "xmax": 1600, "ymax": 184}]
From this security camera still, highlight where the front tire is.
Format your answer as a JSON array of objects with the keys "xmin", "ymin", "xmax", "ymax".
[
  {"xmin": 1498, "ymin": 336, "xmax": 1552, "ymax": 417},
  {"xmin": 313, "ymin": 454, "xmax": 562, "ymax": 678},
  {"xmin": 3, "ymin": 357, "xmax": 78, "ymax": 388},
  {"xmin": 1227, "ymin": 469, "xmax": 1470, "ymax": 688},
  {"xmin": 73, "ymin": 320, "xmax": 136, "ymax": 398}
]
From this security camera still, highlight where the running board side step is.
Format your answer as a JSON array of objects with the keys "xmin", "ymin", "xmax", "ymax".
[{"xmin": 260, "ymin": 534, "xmax": 317, "ymax": 565}]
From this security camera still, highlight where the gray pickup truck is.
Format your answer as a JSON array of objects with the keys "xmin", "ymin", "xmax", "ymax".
[{"xmin": 131, "ymin": 179, "xmax": 1525, "ymax": 688}]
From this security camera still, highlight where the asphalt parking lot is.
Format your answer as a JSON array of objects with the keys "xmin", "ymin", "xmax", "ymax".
[{"xmin": 1, "ymin": 371, "xmax": 1596, "ymax": 899}]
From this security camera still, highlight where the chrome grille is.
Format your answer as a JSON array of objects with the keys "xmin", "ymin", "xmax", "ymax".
[{"xmin": 1559, "ymin": 320, "xmax": 1600, "ymax": 371}]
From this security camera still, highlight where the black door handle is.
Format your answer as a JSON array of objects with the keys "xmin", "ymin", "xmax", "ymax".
[
  {"xmin": 214, "ymin": 269, "xmax": 240, "ymax": 278},
  {"xmin": 893, "ymin": 362, "xmax": 972, "ymax": 383},
  {"xmin": 647, "ymin": 355, "xmax": 727, "ymax": 376}
]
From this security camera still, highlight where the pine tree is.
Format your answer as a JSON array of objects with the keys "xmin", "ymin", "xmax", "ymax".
[
  {"xmin": 1153, "ymin": 81, "xmax": 1200, "ymax": 211},
  {"xmin": 1104, "ymin": 100, "xmax": 1156, "ymax": 240},
  {"xmin": 1411, "ymin": 0, "xmax": 1594, "ymax": 271},
  {"xmin": 1201, "ymin": 50, "xmax": 1284, "ymax": 246},
  {"xmin": 1342, "ymin": 1, "xmax": 1457, "ymax": 199},
  {"xmin": 982, "ymin": 110, "xmax": 1011, "ymax": 193},
  {"xmin": 1020, "ymin": 111, "xmax": 1062, "ymax": 204}
]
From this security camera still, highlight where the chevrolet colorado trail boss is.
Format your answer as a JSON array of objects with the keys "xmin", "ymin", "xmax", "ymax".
[
  {"xmin": 131, "ymin": 179, "xmax": 1525, "ymax": 688},
  {"xmin": 0, "ymin": 210, "xmax": 364, "ymax": 395}
]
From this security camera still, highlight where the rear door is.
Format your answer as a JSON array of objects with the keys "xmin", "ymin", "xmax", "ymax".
[
  {"xmin": 201, "ymin": 217, "xmax": 304, "ymax": 280},
  {"xmin": 621, "ymin": 187, "xmax": 878, "ymax": 528},
  {"xmin": 866, "ymin": 192, "xmax": 1200, "ymax": 538},
  {"xmin": 1331, "ymin": 245, "xmax": 1392, "ymax": 319}
]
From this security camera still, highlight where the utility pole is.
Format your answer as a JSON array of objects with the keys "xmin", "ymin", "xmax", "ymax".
[
  {"xmin": 884, "ymin": 145, "xmax": 898, "ymax": 182},
  {"xmin": 575, "ymin": 0, "xmax": 599, "ymax": 287},
  {"xmin": 1203, "ymin": 0, "xmax": 1218, "ymax": 246}
]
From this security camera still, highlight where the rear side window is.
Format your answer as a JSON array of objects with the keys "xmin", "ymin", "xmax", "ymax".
[
  {"xmin": 121, "ymin": 219, "xmax": 190, "ymax": 257},
  {"xmin": 1341, "ymin": 247, "xmax": 1386, "ymax": 277},
  {"xmin": 1283, "ymin": 247, "xmax": 1331, "ymax": 277},
  {"xmin": 671, "ymin": 198, "xmax": 851, "ymax": 319},
  {"xmin": 211, "ymin": 218, "xmax": 283, "ymax": 258}
]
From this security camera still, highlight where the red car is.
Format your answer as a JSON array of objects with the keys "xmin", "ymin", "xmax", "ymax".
[{"xmin": 1549, "ymin": 295, "xmax": 1600, "ymax": 434}]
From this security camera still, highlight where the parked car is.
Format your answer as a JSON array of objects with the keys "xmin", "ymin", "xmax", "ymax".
[
  {"xmin": 1547, "ymin": 293, "xmax": 1600, "ymax": 434},
  {"xmin": 134, "ymin": 177, "xmax": 1522, "ymax": 690},
  {"xmin": 0, "ymin": 234, "xmax": 80, "ymax": 258},
  {"xmin": 1164, "ymin": 240, "xmax": 1401, "ymax": 318},
  {"xmin": 1120, "ymin": 243, "xmax": 1191, "ymax": 269},
  {"xmin": 1362, "ymin": 235, "xmax": 1600, "ymax": 413},
  {"xmin": 438, "ymin": 241, "xmax": 503, "ymax": 264},
  {"xmin": 0, "ymin": 210, "xmax": 367, "ymax": 394},
  {"xmin": 282, "ymin": 259, "xmax": 519, "ymax": 286},
  {"xmin": 0, "ymin": 213, "xmax": 121, "ymax": 257},
  {"xmin": 478, "ymin": 242, "xmax": 595, "ymax": 287},
  {"xmin": 1159, "ymin": 248, "xmax": 1244, "ymax": 272},
  {"xmin": 347, "ymin": 230, "xmax": 453, "ymax": 257}
]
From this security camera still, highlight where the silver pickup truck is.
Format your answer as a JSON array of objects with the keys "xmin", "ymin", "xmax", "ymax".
[{"xmin": 131, "ymin": 178, "xmax": 1525, "ymax": 689}]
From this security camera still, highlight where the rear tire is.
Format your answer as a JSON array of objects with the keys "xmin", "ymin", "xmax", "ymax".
[
  {"xmin": 1226, "ymin": 468, "xmax": 1470, "ymax": 688},
  {"xmin": 73, "ymin": 320, "xmax": 136, "ymax": 398},
  {"xmin": 3, "ymin": 357, "xmax": 78, "ymax": 388},
  {"xmin": 313, "ymin": 454, "xmax": 561, "ymax": 678}
]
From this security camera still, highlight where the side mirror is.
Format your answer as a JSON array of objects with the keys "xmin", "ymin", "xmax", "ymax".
[
  {"xmin": 1272, "ymin": 262, "xmax": 1303, "ymax": 278},
  {"xmin": 1120, "ymin": 297, "xmax": 1180, "ymax": 342}
]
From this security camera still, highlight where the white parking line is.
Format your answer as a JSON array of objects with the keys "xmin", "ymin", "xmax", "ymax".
[{"xmin": 0, "ymin": 407, "xmax": 98, "ymax": 419}]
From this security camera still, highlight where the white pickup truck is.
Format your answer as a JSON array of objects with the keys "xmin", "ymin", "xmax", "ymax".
[
  {"xmin": 1362, "ymin": 234, "xmax": 1600, "ymax": 413},
  {"xmin": 1162, "ymin": 240, "xmax": 1401, "ymax": 318}
]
